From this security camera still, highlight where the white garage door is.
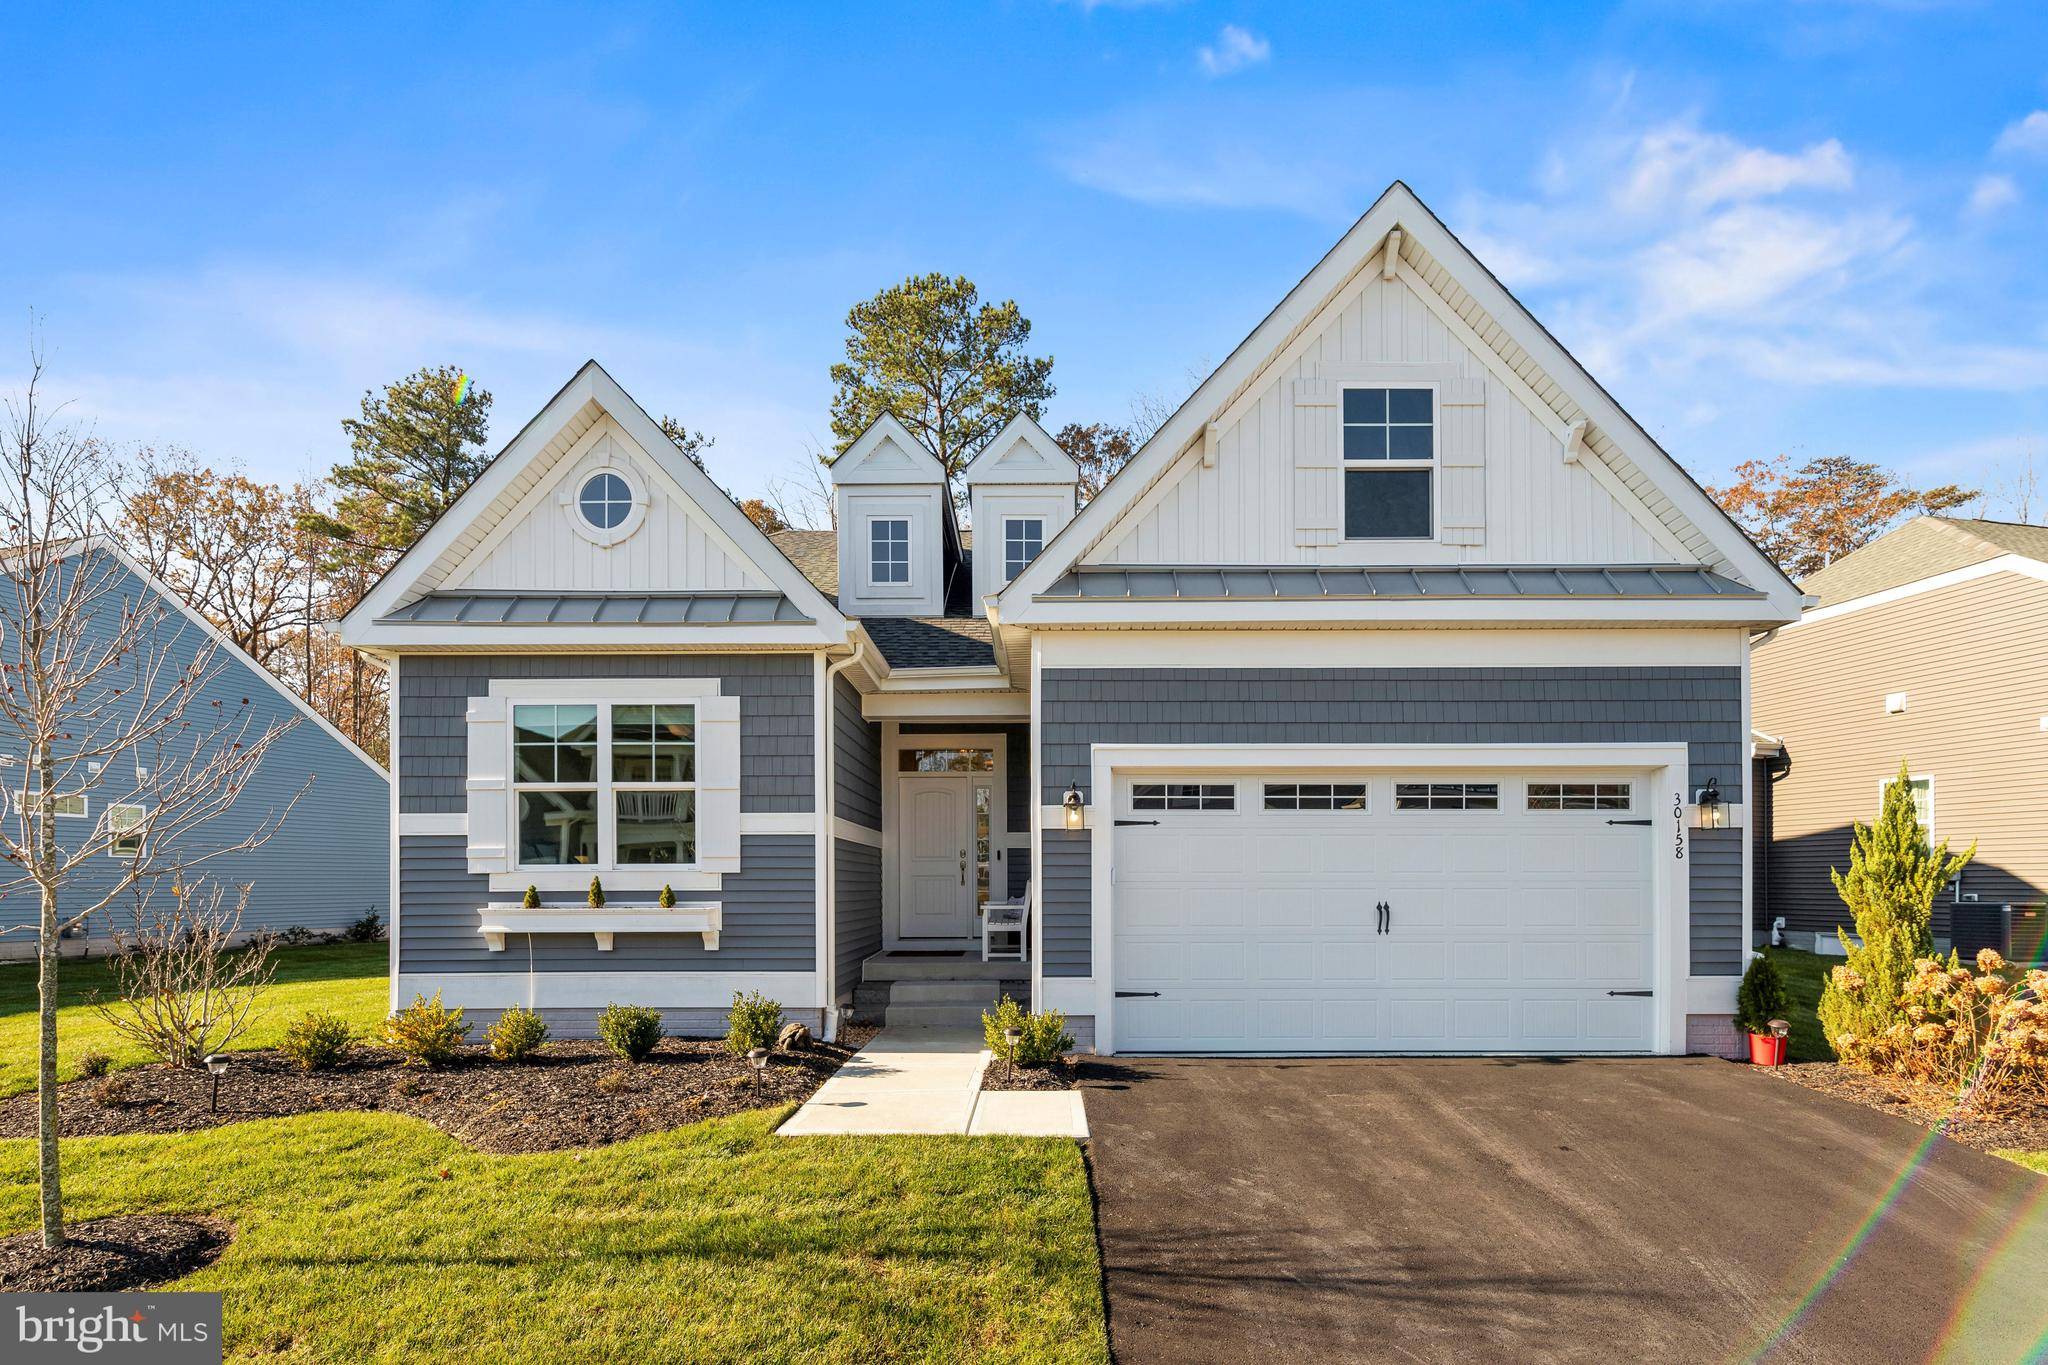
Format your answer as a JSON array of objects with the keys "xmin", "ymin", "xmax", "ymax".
[{"xmin": 1112, "ymin": 772, "xmax": 1656, "ymax": 1054}]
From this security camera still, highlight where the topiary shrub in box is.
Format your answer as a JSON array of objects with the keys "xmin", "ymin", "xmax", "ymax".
[
  {"xmin": 384, "ymin": 992, "xmax": 470, "ymax": 1068},
  {"xmin": 597, "ymin": 1003, "xmax": 663, "ymax": 1062},
  {"xmin": 724, "ymin": 991, "xmax": 783, "ymax": 1054},
  {"xmin": 487, "ymin": 1005, "xmax": 550, "ymax": 1061},
  {"xmin": 1735, "ymin": 955, "xmax": 1790, "ymax": 1036}
]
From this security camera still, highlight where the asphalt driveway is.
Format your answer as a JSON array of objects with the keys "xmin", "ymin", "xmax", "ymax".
[{"xmin": 1082, "ymin": 1057, "xmax": 2048, "ymax": 1363}]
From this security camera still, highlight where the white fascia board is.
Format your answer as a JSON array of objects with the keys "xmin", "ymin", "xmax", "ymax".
[
  {"xmin": 1033, "ymin": 627, "xmax": 1745, "ymax": 670},
  {"xmin": 1774, "ymin": 554, "xmax": 2048, "ymax": 631},
  {"xmin": 829, "ymin": 412, "xmax": 948, "ymax": 484},
  {"xmin": 1013, "ymin": 596, "xmax": 1787, "ymax": 628},
  {"xmin": 868, "ymin": 667, "xmax": 1009, "ymax": 692},
  {"xmin": 85, "ymin": 538, "xmax": 390, "ymax": 778},
  {"xmin": 861, "ymin": 690, "xmax": 1030, "ymax": 720},
  {"xmin": 962, "ymin": 413, "xmax": 1081, "ymax": 485},
  {"xmin": 342, "ymin": 361, "xmax": 851, "ymax": 641},
  {"xmin": 344, "ymin": 622, "xmax": 841, "ymax": 650}
]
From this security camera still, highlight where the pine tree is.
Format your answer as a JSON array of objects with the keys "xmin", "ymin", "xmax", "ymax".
[{"xmin": 1818, "ymin": 762, "xmax": 1973, "ymax": 1059}]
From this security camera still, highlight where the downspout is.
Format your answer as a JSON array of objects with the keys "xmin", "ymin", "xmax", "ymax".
[{"xmin": 820, "ymin": 637, "xmax": 869, "ymax": 1043}]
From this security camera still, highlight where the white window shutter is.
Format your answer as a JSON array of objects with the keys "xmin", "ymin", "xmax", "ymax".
[
  {"xmin": 696, "ymin": 695, "xmax": 742, "ymax": 872},
  {"xmin": 1291, "ymin": 379, "xmax": 1341, "ymax": 547},
  {"xmin": 465, "ymin": 695, "xmax": 511, "ymax": 873},
  {"xmin": 1438, "ymin": 377, "xmax": 1486, "ymax": 547}
]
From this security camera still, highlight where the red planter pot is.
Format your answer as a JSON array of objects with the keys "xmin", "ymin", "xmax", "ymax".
[{"xmin": 1747, "ymin": 1031, "xmax": 1788, "ymax": 1066}]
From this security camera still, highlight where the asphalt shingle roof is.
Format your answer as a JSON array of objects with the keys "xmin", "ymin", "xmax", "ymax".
[
  {"xmin": 1799, "ymin": 517, "xmax": 2048, "ymax": 609},
  {"xmin": 859, "ymin": 615, "xmax": 996, "ymax": 669}
]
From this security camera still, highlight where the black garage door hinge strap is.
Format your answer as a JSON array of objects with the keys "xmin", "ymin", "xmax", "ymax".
[
  {"xmin": 1114, "ymin": 819, "xmax": 1160, "ymax": 826},
  {"xmin": 1115, "ymin": 990, "xmax": 1162, "ymax": 998},
  {"xmin": 1606, "ymin": 818, "xmax": 1653, "ymax": 826},
  {"xmin": 1606, "ymin": 989, "xmax": 1654, "ymax": 997}
]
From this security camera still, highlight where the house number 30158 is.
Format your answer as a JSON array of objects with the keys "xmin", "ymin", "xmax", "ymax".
[{"xmin": 1672, "ymin": 792, "xmax": 1686, "ymax": 860}]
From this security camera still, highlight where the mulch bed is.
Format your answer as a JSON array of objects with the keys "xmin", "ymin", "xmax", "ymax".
[
  {"xmin": 1760, "ymin": 1061, "xmax": 2048, "ymax": 1158},
  {"xmin": 0, "ymin": 1025, "xmax": 880, "ymax": 1155},
  {"xmin": 0, "ymin": 1215, "xmax": 231, "ymax": 1293},
  {"xmin": 980, "ymin": 1056, "xmax": 1079, "ymax": 1092}
]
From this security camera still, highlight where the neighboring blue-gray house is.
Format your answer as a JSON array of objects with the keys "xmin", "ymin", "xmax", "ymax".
[
  {"xmin": 0, "ymin": 543, "xmax": 389, "ymax": 957},
  {"xmin": 341, "ymin": 183, "xmax": 1804, "ymax": 1055}
]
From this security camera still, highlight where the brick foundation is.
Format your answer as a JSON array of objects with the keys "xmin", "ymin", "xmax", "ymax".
[{"xmin": 1686, "ymin": 1013, "xmax": 1743, "ymax": 1059}]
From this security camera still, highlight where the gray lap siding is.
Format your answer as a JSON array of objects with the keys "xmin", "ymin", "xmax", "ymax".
[
  {"xmin": 395, "ymin": 654, "xmax": 818, "ymax": 975},
  {"xmin": 1038, "ymin": 666, "xmax": 1746, "ymax": 979}
]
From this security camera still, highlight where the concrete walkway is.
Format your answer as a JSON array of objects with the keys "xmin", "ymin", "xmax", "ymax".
[{"xmin": 778, "ymin": 1026, "xmax": 1087, "ymax": 1138}]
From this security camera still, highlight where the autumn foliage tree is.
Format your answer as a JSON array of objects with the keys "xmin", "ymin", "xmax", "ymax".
[
  {"xmin": 1709, "ymin": 454, "xmax": 1976, "ymax": 579},
  {"xmin": 1053, "ymin": 422, "xmax": 1138, "ymax": 503}
]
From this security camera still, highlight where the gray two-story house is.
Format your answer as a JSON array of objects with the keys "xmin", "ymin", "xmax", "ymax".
[{"xmin": 340, "ymin": 183, "xmax": 1802, "ymax": 1054}]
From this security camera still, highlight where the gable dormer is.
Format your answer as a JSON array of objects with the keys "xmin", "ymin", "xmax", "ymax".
[
  {"xmin": 963, "ymin": 416, "xmax": 1078, "ymax": 606},
  {"xmin": 829, "ymin": 414, "xmax": 957, "ymax": 617}
]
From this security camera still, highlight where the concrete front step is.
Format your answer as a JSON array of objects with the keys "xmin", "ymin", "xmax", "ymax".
[
  {"xmin": 885, "ymin": 1003, "xmax": 996, "ymax": 1028},
  {"xmin": 890, "ymin": 980, "xmax": 1004, "ymax": 1005},
  {"xmin": 860, "ymin": 954, "xmax": 1016, "ymax": 983}
]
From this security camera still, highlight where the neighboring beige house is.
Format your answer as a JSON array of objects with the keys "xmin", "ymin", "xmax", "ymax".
[{"xmin": 1752, "ymin": 516, "xmax": 2048, "ymax": 962}]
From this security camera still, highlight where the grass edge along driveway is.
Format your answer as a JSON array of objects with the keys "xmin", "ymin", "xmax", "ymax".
[
  {"xmin": 1, "ymin": 1107, "xmax": 1108, "ymax": 1362},
  {"xmin": 0, "ymin": 942, "xmax": 386, "ymax": 1098}
]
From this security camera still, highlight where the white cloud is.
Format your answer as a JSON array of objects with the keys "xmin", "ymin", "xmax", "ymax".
[
  {"xmin": 1613, "ymin": 125, "xmax": 1852, "ymax": 214},
  {"xmin": 1994, "ymin": 110, "xmax": 2048, "ymax": 157},
  {"xmin": 1966, "ymin": 173, "xmax": 2019, "ymax": 217},
  {"xmin": 1197, "ymin": 25, "xmax": 1270, "ymax": 78},
  {"xmin": 1054, "ymin": 107, "xmax": 1363, "ymax": 218},
  {"xmin": 1631, "ymin": 203, "xmax": 1907, "ymax": 325}
]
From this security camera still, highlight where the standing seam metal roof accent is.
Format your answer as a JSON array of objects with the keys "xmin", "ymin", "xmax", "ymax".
[
  {"xmin": 1035, "ymin": 564, "xmax": 1764, "ymax": 601},
  {"xmin": 378, "ymin": 592, "xmax": 813, "ymax": 625}
]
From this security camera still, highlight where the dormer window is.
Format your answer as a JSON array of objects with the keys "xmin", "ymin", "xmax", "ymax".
[
  {"xmin": 1003, "ymin": 517, "xmax": 1044, "ymax": 583},
  {"xmin": 870, "ymin": 518, "xmax": 911, "ymax": 585},
  {"xmin": 1343, "ymin": 387, "xmax": 1434, "ymax": 540}
]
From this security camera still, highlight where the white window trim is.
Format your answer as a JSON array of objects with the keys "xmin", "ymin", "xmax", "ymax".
[
  {"xmin": 1878, "ymin": 773, "xmax": 1934, "ymax": 833},
  {"xmin": 864, "ymin": 515, "xmax": 917, "ymax": 597},
  {"xmin": 511, "ymin": 700, "xmax": 700, "ymax": 875},
  {"xmin": 1341, "ymin": 382, "xmax": 1439, "ymax": 543},
  {"xmin": 487, "ymin": 678, "xmax": 727, "ymax": 893},
  {"xmin": 1002, "ymin": 516, "xmax": 1045, "ymax": 585},
  {"xmin": 559, "ymin": 463, "xmax": 650, "ymax": 548},
  {"xmin": 105, "ymin": 802, "xmax": 145, "ymax": 859},
  {"xmin": 19, "ymin": 791, "xmax": 88, "ymax": 818}
]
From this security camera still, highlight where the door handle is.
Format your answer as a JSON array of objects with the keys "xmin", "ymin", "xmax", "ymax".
[
  {"xmin": 1374, "ymin": 900, "xmax": 1390, "ymax": 934},
  {"xmin": 959, "ymin": 850, "xmax": 966, "ymax": 887}
]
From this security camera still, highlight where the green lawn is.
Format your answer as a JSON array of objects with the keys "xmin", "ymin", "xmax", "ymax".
[
  {"xmin": 0, "ymin": 942, "xmax": 386, "ymax": 1098},
  {"xmin": 1761, "ymin": 945, "xmax": 1831, "ymax": 1063},
  {"xmin": 0, "ymin": 1110, "xmax": 1108, "ymax": 1362},
  {"xmin": 1999, "ymin": 1150, "xmax": 2048, "ymax": 1176}
]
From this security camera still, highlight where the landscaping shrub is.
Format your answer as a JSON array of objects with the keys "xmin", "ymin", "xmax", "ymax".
[
  {"xmin": 279, "ymin": 1010, "xmax": 354, "ymax": 1072},
  {"xmin": 342, "ymin": 910, "xmax": 384, "ymax": 944},
  {"xmin": 95, "ymin": 885, "xmax": 275, "ymax": 1068},
  {"xmin": 93, "ymin": 1073, "xmax": 134, "ymax": 1108},
  {"xmin": 597, "ymin": 1004, "xmax": 663, "ymax": 1062},
  {"xmin": 982, "ymin": 996, "xmax": 1075, "ymax": 1066},
  {"xmin": 1830, "ymin": 949, "xmax": 2048, "ymax": 1111},
  {"xmin": 278, "ymin": 924, "xmax": 318, "ymax": 947},
  {"xmin": 384, "ymin": 992, "xmax": 470, "ymax": 1067},
  {"xmin": 724, "ymin": 992, "xmax": 783, "ymax": 1054},
  {"xmin": 487, "ymin": 1005, "xmax": 550, "ymax": 1061},
  {"xmin": 1735, "ymin": 955, "xmax": 1790, "ymax": 1036},
  {"xmin": 1819, "ymin": 763, "xmax": 1973, "ymax": 1060},
  {"xmin": 76, "ymin": 1051, "xmax": 113, "ymax": 1080}
]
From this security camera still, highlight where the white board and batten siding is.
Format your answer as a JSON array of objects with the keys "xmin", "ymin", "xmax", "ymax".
[
  {"xmin": 1088, "ymin": 269, "xmax": 1676, "ymax": 568},
  {"xmin": 447, "ymin": 420, "xmax": 768, "ymax": 595}
]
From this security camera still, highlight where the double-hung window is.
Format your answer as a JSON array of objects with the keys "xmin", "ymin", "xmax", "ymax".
[
  {"xmin": 105, "ymin": 804, "xmax": 145, "ymax": 859},
  {"xmin": 1003, "ymin": 517, "xmax": 1043, "ymax": 583},
  {"xmin": 513, "ymin": 703, "xmax": 697, "ymax": 869},
  {"xmin": 1343, "ymin": 387, "xmax": 1434, "ymax": 540},
  {"xmin": 870, "ymin": 518, "xmax": 910, "ymax": 585}
]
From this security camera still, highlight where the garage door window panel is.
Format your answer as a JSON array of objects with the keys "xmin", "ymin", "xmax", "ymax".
[
  {"xmin": 1263, "ymin": 783, "xmax": 1369, "ymax": 811},
  {"xmin": 1131, "ymin": 783, "xmax": 1235, "ymax": 812},
  {"xmin": 1394, "ymin": 782, "xmax": 1499, "ymax": 811},
  {"xmin": 1527, "ymin": 782, "xmax": 1632, "ymax": 812}
]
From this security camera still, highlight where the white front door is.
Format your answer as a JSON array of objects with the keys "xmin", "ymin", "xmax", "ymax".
[
  {"xmin": 1112, "ymin": 772, "xmax": 1657, "ymax": 1053},
  {"xmin": 895, "ymin": 774, "xmax": 994, "ymax": 939}
]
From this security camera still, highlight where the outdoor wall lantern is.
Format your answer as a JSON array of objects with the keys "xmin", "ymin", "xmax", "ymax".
[
  {"xmin": 1693, "ymin": 777, "xmax": 1727, "ymax": 830},
  {"xmin": 1062, "ymin": 785, "xmax": 1086, "ymax": 830}
]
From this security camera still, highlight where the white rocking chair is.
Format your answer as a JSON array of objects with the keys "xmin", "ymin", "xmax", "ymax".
[{"xmin": 982, "ymin": 879, "xmax": 1031, "ymax": 963}]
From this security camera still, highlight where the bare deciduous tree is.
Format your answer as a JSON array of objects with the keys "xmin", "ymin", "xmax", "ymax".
[
  {"xmin": 0, "ymin": 340, "xmax": 305, "ymax": 1249},
  {"xmin": 95, "ymin": 882, "xmax": 276, "ymax": 1068}
]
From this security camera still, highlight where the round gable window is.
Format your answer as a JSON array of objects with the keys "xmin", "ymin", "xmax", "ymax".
[{"xmin": 561, "ymin": 465, "xmax": 647, "ymax": 546}]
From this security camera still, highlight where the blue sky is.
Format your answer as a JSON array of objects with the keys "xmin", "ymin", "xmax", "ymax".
[{"xmin": 8, "ymin": 1, "xmax": 2048, "ymax": 518}]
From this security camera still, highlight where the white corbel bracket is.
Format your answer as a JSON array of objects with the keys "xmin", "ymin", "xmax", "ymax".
[
  {"xmin": 1202, "ymin": 422, "xmax": 1220, "ymax": 468},
  {"xmin": 1562, "ymin": 418, "xmax": 1590, "ymax": 465},
  {"xmin": 1382, "ymin": 228, "xmax": 1403, "ymax": 281}
]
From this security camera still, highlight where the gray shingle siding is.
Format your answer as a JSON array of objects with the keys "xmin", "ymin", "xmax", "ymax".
[
  {"xmin": 1038, "ymin": 667, "xmax": 1745, "ymax": 977},
  {"xmin": 832, "ymin": 675, "xmax": 880, "ymax": 830},
  {"xmin": 397, "ymin": 653, "xmax": 814, "ymax": 815},
  {"xmin": 398, "ymin": 834, "xmax": 815, "ymax": 973},
  {"xmin": 0, "ymin": 553, "xmax": 387, "ymax": 946},
  {"xmin": 834, "ymin": 839, "xmax": 882, "ymax": 995}
]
